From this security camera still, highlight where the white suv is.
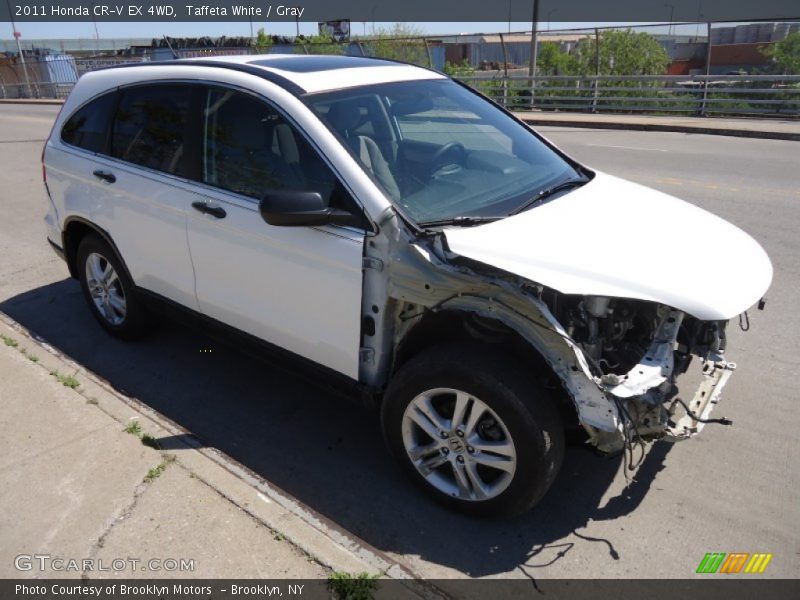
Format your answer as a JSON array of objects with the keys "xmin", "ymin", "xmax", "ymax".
[{"xmin": 42, "ymin": 55, "xmax": 772, "ymax": 516}]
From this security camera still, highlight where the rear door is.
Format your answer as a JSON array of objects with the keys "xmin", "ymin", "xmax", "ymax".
[
  {"xmin": 47, "ymin": 83, "xmax": 199, "ymax": 309},
  {"xmin": 185, "ymin": 86, "xmax": 366, "ymax": 379}
]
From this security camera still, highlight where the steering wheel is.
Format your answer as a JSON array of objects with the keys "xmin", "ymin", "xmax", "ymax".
[{"xmin": 429, "ymin": 142, "xmax": 466, "ymax": 176}]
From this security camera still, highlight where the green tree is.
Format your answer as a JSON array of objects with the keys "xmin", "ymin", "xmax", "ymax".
[
  {"xmin": 536, "ymin": 42, "xmax": 577, "ymax": 75},
  {"xmin": 761, "ymin": 32, "xmax": 800, "ymax": 74},
  {"xmin": 253, "ymin": 28, "xmax": 272, "ymax": 53},
  {"xmin": 368, "ymin": 23, "xmax": 429, "ymax": 66},
  {"xmin": 297, "ymin": 34, "xmax": 345, "ymax": 55},
  {"xmin": 573, "ymin": 29, "xmax": 670, "ymax": 75},
  {"xmin": 443, "ymin": 59, "xmax": 474, "ymax": 76}
]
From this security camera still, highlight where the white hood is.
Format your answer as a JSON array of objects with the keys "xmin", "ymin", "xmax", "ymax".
[{"xmin": 444, "ymin": 172, "xmax": 772, "ymax": 321}]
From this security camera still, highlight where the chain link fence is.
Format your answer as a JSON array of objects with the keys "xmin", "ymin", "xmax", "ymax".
[{"xmin": 2, "ymin": 22, "xmax": 799, "ymax": 117}]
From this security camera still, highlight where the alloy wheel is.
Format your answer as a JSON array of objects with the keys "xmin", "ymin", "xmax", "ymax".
[
  {"xmin": 85, "ymin": 252, "xmax": 127, "ymax": 325},
  {"xmin": 401, "ymin": 387, "xmax": 517, "ymax": 501}
]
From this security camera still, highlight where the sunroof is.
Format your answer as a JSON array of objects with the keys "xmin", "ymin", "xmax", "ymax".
[{"xmin": 248, "ymin": 56, "xmax": 400, "ymax": 73}]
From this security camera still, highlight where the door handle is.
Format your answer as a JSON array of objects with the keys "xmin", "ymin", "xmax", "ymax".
[
  {"xmin": 192, "ymin": 201, "xmax": 226, "ymax": 219},
  {"xmin": 92, "ymin": 170, "xmax": 116, "ymax": 183}
]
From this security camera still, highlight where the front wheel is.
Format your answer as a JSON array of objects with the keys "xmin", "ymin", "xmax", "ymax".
[{"xmin": 381, "ymin": 344, "xmax": 564, "ymax": 517}]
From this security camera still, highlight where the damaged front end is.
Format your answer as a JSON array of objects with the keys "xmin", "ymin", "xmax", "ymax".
[
  {"xmin": 362, "ymin": 210, "xmax": 748, "ymax": 458},
  {"xmin": 538, "ymin": 292, "xmax": 737, "ymax": 453}
]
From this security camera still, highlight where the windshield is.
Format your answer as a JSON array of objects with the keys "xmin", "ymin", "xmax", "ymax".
[{"xmin": 306, "ymin": 79, "xmax": 583, "ymax": 225}]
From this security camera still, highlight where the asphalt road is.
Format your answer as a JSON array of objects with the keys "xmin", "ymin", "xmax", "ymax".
[{"xmin": 0, "ymin": 104, "xmax": 797, "ymax": 581}]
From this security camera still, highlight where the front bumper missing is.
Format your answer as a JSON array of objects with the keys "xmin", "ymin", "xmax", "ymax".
[
  {"xmin": 586, "ymin": 353, "xmax": 736, "ymax": 453},
  {"xmin": 666, "ymin": 354, "xmax": 736, "ymax": 440}
]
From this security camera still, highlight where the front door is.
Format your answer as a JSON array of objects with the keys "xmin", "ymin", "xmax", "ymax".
[{"xmin": 185, "ymin": 87, "xmax": 365, "ymax": 379}]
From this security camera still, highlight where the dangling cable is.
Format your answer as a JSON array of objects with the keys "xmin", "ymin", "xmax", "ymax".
[
  {"xmin": 674, "ymin": 397, "xmax": 732, "ymax": 426},
  {"xmin": 739, "ymin": 311, "xmax": 750, "ymax": 331}
]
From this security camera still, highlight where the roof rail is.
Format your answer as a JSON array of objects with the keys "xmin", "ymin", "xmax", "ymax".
[{"xmin": 95, "ymin": 59, "xmax": 304, "ymax": 95}]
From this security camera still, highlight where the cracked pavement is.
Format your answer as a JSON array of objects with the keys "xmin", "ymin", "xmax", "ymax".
[{"xmin": 0, "ymin": 332, "xmax": 329, "ymax": 578}]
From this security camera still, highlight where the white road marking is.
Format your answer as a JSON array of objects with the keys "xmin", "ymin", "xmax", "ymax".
[{"xmin": 585, "ymin": 143, "xmax": 668, "ymax": 152}]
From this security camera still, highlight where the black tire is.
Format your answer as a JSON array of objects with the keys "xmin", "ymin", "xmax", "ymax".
[
  {"xmin": 76, "ymin": 234, "xmax": 149, "ymax": 340},
  {"xmin": 381, "ymin": 343, "xmax": 564, "ymax": 518}
]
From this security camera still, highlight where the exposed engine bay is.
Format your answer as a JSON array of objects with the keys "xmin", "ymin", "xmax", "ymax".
[{"xmin": 536, "ymin": 290, "xmax": 737, "ymax": 454}]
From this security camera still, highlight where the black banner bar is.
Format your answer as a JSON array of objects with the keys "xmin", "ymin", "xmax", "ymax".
[
  {"xmin": 1, "ymin": 0, "xmax": 799, "ymax": 23},
  {"xmin": 3, "ymin": 579, "xmax": 800, "ymax": 600}
]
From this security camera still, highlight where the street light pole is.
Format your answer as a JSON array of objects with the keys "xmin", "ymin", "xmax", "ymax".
[
  {"xmin": 6, "ymin": 0, "xmax": 32, "ymax": 98},
  {"xmin": 547, "ymin": 9, "xmax": 558, "ymax": 31},
  {"xmin": 527, "ymin": 0, "xmax": 539, "ymax": 108},
  {"xmin": 664, "ymin": 3, "xmax": 675, "ymax": 37}
]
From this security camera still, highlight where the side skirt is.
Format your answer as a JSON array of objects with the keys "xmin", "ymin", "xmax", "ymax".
[{"xmin": 133, "ymin": 287, "xmax": 380, "ymax": 409}]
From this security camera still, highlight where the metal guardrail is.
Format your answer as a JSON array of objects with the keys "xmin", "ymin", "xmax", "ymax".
[
  {"xmin": 0, "ymin": 56, "xmax": 148, "ymax": 100},
  {"xmin": 456, "ymin": 74, "xmax": 800, "ymax": 117},
  {"xmin": 1, "ymin": 55, "xmax": 799, "ymax": 118}
]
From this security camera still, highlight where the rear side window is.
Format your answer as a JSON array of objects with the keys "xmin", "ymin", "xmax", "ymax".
[
  {"xmin": 111, "ymin": 85, "xmax": 190, "ymax": 177},
  {"xmin": 61, "ymin": 92, "xmax": 117, "ymax": 153}
]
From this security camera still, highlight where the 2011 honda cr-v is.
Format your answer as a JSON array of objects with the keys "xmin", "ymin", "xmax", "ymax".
[{"xmin": 42, "ymin": 55, "xmax": 772, "ymax": 516}]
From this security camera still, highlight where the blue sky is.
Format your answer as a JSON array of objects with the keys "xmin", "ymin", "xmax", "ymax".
[{"xmin": 5, "ymin": 21, "xmax": 682, "ymax": 40}]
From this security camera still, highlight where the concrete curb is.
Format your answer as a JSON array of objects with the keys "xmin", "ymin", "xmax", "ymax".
[
  {"xmin": 520, "ymin": 117, "xmax": 800, "ymax": 142},
  {"xmin": 0, "ymin": 98, "xmax": 65, "ymax": 106},
  {"xmin": 0, "ymin": 312, "xmax": 445, "ymax": 598}
]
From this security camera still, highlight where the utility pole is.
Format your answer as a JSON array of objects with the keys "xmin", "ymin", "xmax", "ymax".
[
  {"xmin": 91, "ymin": 2, "xmax": 100, "ymax": 53},
  {"xmin": 699, "ymin": 21, "xmax": 712, "ymax": 116},
  {"xmin": 6, "ymin": 0, "xmax": 32, "ymax": 98},
  {"xmin": 527, "ymin": 0, "xmax": 539, "ymax": 109}
]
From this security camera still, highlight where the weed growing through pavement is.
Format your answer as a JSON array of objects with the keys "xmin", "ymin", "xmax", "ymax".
[
  {"xmin": 1, "ymin": 334, "xmax": 18, "ymax": 347},
  {"xmin": 49, "ymin": 370, "xmax": 80, "ymax": 389},
  {"xmin": 144, "ymin": 454, "xmax": 176, "ymax": 482},
  {"xmin": 124, "ymin": 420, "xmax": 143, "ymax": 436},
  {"xmin": 327, "ymin": 572, "xmax": 380, "ymax": 600}
]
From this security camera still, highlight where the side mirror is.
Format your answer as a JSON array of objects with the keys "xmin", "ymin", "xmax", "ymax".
[{"xmin": 259, "ymin": 191, "xmax": 359, "ymax": 227}]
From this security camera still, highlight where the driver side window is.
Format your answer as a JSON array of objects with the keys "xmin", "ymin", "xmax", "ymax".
[{"xmin": 202, "ymin": 88, "xmax": 364, "ymax": 223}]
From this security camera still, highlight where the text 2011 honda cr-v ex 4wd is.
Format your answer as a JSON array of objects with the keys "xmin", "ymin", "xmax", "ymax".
[{"xmin": 42, "ymin": 55, "xmax": 772, "ymax": 516}]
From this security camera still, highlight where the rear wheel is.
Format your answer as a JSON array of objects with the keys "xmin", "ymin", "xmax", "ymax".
[
  {"xmin": 381, "ymin": 344, "xmax": 564, "ymax": 517},
  {"xmin": 76, "ymin": 235, "xmax": 149, "ymax": 339}
]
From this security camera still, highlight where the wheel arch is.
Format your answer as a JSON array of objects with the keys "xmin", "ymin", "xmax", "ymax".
[
  {"xmin": 392, "ymin": 307, "xmax": 578, "ymax": 426},
  {"xmin": 62, "ymin": 217, "xmax": 134, "ymax": 284}
]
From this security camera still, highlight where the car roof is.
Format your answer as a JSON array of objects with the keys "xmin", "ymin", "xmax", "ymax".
[{"xmin": 183, "ymin": 54, "xmax": 446, "ymax": 94}]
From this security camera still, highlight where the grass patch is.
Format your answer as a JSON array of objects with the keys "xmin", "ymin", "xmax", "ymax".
[
  {"xmin": 327, "ymin": 572, "xmax": 379, "ymax": 600},
  {"xmin": 2, "ymin": 334, "xmax": 18, "ymax": 348},
  {"xmin": 86, "ymin": 397, "xmax": 99, "ymax": 405},
  {"xmin": 50, "ymin": 370, "xmax": 80, "ymax": 389},
  {"xmin": 144, "ymin": 454, "xmax": 175, "ymax": 482},
  {"xmin": 141, "ymin": 433, "xmax": 160, "ymax": 449},
  {"xmin": 123, "ymin": 421, "xmax": 142, "ymax": 436},
  {"xmin": 27, "ymin": 354, "xmax": 39, "ymax": 363},
  {"xmin": 123, "ymin": 422, "xmax": 160, "ymax": 449}
]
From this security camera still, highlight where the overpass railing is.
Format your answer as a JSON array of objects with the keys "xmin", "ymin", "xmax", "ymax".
[
  {"xmin": 2, "ymin": 55, "xmax": 799, "ymax": 118},
  {"xmin": 456, "ymin": 74, "xmax": 800, "ymax": 117}
]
